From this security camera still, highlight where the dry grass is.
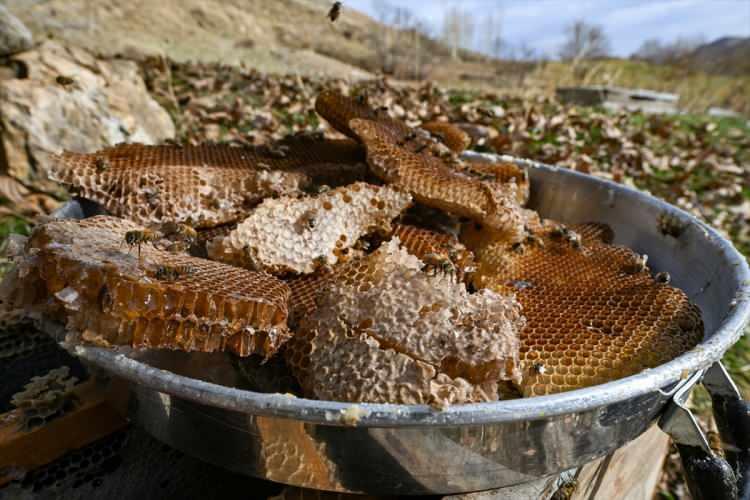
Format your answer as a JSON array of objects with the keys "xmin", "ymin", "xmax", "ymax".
[{"xmin": 531, "ymin": 59, "xmax": 750, "ymax": 114}]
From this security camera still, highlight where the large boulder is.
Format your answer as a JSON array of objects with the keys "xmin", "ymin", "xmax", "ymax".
[
  {"xmin": 0, "ymin": 5, "xmax": 32, "ymax": 56},
  {"xmin": 0, "ymin": 41, "xmax": 175, "ymax": 190}
]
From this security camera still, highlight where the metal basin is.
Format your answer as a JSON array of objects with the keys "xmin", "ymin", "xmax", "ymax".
[{"xmin": 53, "ymin": 155, "xmax": 750, "ymax": 495}]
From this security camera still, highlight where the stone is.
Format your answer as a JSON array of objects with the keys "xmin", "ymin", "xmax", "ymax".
[
  {"xmin": 0, "ymin": 41, "xmax": 175, "ymax": 190},
  {"xmin": 0, "ymin": 5, "xmax": 32, "ymax": 57}
]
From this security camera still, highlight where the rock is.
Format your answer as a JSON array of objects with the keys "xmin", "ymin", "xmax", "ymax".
[
  {"xmin": 0, "ymin": 41, "xmax": 175, "ymax": 190},
  {"xmin": 0, "ymin": 6, "xmax": 32, "ymax": 56}
]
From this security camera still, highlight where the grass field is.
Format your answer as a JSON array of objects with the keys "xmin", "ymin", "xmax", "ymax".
[{"xmin": 531, "ymin": 59, "xmax": 750, "ymax": 115}]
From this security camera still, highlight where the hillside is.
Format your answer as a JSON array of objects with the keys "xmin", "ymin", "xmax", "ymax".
[
  {"xmin": 4, "ymin": 0, "xmax": 482, "ymax": 81},
  {"xmin": 6, "ymin": 0, "xmax": 748, "ymax": 114},
  {"xmin": 687, "ymin": 36, "xmax": 750, "ymax": 76}
]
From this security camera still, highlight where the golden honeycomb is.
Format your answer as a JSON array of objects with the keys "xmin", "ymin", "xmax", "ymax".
[
  {"xmin": 257, "ymin": 418, "xmax": 343, "ymax": 491},
  {"xmin": 348, "ymin": 118, "xmax": 526, "ymax": 242},
  {"xmin": 207, "ymin": 182, "xmax": 411, "ymax": 275},
  {"xmin": 461, "ymin": 221, "xmax": 704, "ymax": 396},
  {"xmin": 287, "ymin": 269, "xmax": 333, "ymax": 323},
  {"xmin": 3, "ymin": 216, "xmax": 291, "ymax": 357},
  {"xmin": 285, "ymin": 239, "xmax": 524, "ymax": 407},
  {"xmin": 392, "ymin": 223, "xmax": 475, "ymax": 281},
  {"xmin": 461, "ymin": 160, "xmax": 530, "ymax": 205},
  {"xmin": 315, "ymin": 89, "xmax": 412, "ymax": 142},
  {"xmin": 419, "ymin": 121, "xmax": 472, "ymax": 153},
  {"xmin": 47, "ymin": 140, "xmax": 366, "ymax": 228}
]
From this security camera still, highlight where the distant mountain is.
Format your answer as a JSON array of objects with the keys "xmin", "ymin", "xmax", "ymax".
[{"xmin": 686, "ymin": 36, "xmax": 750, "ymax": 75}]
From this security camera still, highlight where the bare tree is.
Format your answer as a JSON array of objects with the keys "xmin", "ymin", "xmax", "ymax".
[
  {"xmin": 442, "ymin": 7, "xmax": 475, "ymax": 60},
  {"xmin": 481, "ymin": 13, "xmax": 502, "ymax": 60},
  {"xmin": 632, "ymin": 35, "xmax": 706, "ymax": 64},
  {"xmin": 558, "ymin": 20, "xmax": 611, "ymax": 61},
  {"xmin": 369, "ymin": 0, "xmax": 427, "ymax": 79}
]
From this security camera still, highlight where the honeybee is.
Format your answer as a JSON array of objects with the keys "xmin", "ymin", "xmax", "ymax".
[
  {"xmin": 266, "ymin": 145, "xmax": 289, "ymax": 159},
  {"xmin": 297, "ymin": 209, "xmax": 318, "ymax": 232},
  {"xmin": 124, "ymin": 229, "xmax": 162, "ymax": 259},
  {"xmin": 550, "ymin": 225, "xmax": 582, "ymax": 250},
  {"xmin": 94, "ymin": 157, "xmax": 110, "ymax": 172},
  {"xmin": 421, "ymin": 252, "xmax": 455, "ymax": 277},
  {"xmin": 154, "ymin": 264, "xmax": 195, "ymax": 282},
  {"xmin": 161, "ymin": 222, "xmax": 198, "ymax": 244},
  {"xmin": 397, "ymin": 131, "xmax": 417, "ymax": 146},
  {"xmin": 414, "ymin": 142, "xmax": 429, "ymax": 153},
  {"xmin": 525, "ymin": 234, "xmax": 545, "ymax": 248},
  {"xmin": 531, "ymin": 362, "xmax": 546, "ymax": 375},
  {"xmin": 327, "ymin": 1, "xmax": 342, "ymax": 22},
  {"xmin": 623, "ymin": 254, "xmax": 648, "ymax": 275},
  {"xmin": 511, "ymin": 242, "xmax": 525, "ymax": 254},
  {"xmin": 55, "ymin": 75, "xmax": 76, "ymax": 88},
  {"xmin": 655, "ymin": 271, "xmax": 671, "ymax": 284},
  {"xmin": 257, "ymin": 162, "xmax": 272, "ymax": 171}
]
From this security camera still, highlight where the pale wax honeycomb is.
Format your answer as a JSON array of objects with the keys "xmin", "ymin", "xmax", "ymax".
[
  {"xmin": 207, "ymin": 182, "xmax": 412, "ymax": 275},
  {"xmin": 285, "ymin": 239, "xmax": 524, "ymax": 407}
]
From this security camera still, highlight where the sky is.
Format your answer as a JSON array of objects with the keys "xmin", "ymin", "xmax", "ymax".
[{"xmin": 343, "ymin": 0, "xmax": 750, "ymax": 58}]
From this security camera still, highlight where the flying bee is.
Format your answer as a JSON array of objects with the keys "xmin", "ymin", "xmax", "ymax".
[
  {"xmin": 154, "ymin": 264, "xmax": 195, "ymax": 282},
  {"xmin": 124, "ymin": 229, "xmax": 162, "ymax": 260},
  {"xmin": 94, "ymin": 157, "xmax": 110, "ymax": 172},
  {"xmin": 655, "ymin": 271, "xmax": 671, "ymax": 284},
  {"xmin": 623, "ymin": 253, "xmax": 648, "ymax": 275},
  {"xmin": 327, "ymin": 1, "xmax": 342, "ymax": 22}
]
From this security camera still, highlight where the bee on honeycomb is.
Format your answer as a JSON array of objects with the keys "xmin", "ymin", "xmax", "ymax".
[
  {"xmin": 2, "ymin": 216, "xmax": 292, "ymax": 358},
  {"xmin": 462, "ymin": 221, "xmax": 703, "ymax": 396},
  {"xmin": 285, "ymin": 239, "xmax": 524, "ymax": 407}
]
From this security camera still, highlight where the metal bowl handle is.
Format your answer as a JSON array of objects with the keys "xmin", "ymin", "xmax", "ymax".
[{"xmin": 660, "ymin": 362, "xmax": 750, "ymax": 500}]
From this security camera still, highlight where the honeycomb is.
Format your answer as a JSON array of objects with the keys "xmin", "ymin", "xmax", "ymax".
[
  {"xmin": 256, "ymin": 418, "xmax": 343, "ymax": 491},
  {"xmin": 314, "ymin": 89, "xmax": 412, "ymax": 142},
  {"xmin": 207, "ymin": 182, "xmax": 412, "ymax": 275},
  {"xmin": 392, "ymin": 223, "xmax": 475, "ymax": 282},
  {"xmin": 11, "ymin": 366, "xmax": 78, "ymax": 430},
  {"xmin": 419, "ymin": 121, "xmax": 472, "ymax": 153},
  {"xmin": 287, "ymin": 269, "xmax": 333, "ymax": 322},
  {"xmin": 348, "ymin": 118, "xmax": 527, "ymax": 242},
  {"xmin": 47, "ymin": 140, "xmax": 366, "ymax": 228},
  {"xmin": 461, "ymin": 222, "xmax": 704, "ymax": 396},
  {"xmin": 461, "ymin": 160, "xmax": 530, "ymax": 205},
  {"xmin": 285, "ymin": 239, "xmax": 524, "ymax": 407},
  {"xmin": 4, "ymin": 216, "xmax": 292, "ymax": 357}
]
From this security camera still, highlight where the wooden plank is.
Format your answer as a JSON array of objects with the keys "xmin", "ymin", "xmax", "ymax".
[
  {"xmin": 571, "ymin": 424, "xmax": 670, "ymax": 500},
  {"xmin": 0, "ymin": 378, "xmax": 129, "ymax": 486}
]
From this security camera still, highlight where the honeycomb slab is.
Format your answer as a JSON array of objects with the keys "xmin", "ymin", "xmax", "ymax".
[
  {"xmin": 349, "ymin": 118, "xmax": 526, "ymax": 242},
  {"xmin": 462, "ymin": 221, "xmax": 704, "ymax": 396},
  {"xmin": 3, "ymin": 216, "xmax": 291, "ymax": 357},
  {"xmin": 48, "ymin": 141, "xmax": 366, "ymax": 228},
  {"xmin": 208, "ymin": 182, "xmax": 412, "ymax": 275},
  {"xmin": 285, "ymin": 239, "xmax": 524, "ymax": 407}
]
